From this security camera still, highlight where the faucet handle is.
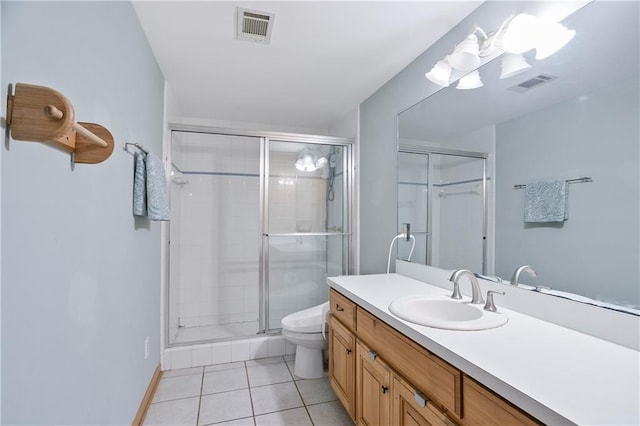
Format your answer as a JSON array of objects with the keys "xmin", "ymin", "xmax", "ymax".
[{"xmin": 483, "ymin": 290, "xmax": 505, "ymax": 312}]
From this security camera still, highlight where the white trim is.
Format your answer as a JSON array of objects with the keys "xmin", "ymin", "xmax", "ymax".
[{"xmin": 159, "ymin": 80, "xmax": 170, "ymax": 370}]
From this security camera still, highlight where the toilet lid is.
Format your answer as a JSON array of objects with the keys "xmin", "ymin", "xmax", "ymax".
[{"xmin": 281, "ymin": 302, "xmax": 329, "ymax": 333}]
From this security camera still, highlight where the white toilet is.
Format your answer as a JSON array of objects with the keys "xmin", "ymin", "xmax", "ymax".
[{"xmin": 281, "ymin": 302, "xmax": 330, "ymax": 379}]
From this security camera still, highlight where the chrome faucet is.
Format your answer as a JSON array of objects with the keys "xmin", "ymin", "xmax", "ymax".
[
  {"xmin": 511, "ymin": 265, "xmax": 537, "ymax": 286},
  {"xmin": 449, "ymin": 269, "xmax": 485, "ymax": 304}
]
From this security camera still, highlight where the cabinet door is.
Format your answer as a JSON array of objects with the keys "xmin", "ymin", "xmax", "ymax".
[
  {"xmin": 392, "ymin": 375, "xmax": 457, "ymax": 426},
  {"xmin": 356, "ymin": 340, "xmax": 392, "ymax": 426},
  {"xmin": 329, "ymin": 316, "xmax": 356, "ymax": 420}
]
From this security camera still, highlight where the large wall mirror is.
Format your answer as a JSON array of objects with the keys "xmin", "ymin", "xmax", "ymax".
[{"xmin": 397, "ymin": 1, "xmax": 639, "ymax": 312}]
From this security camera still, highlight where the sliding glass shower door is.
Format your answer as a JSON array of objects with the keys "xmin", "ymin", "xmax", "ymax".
[
  {"xmin": 264, "ymin": 141, "xmax": 349, "ymax": 332},
  {"xmin": 168, "ymin": 129, "xmax": 352, "ymax": 345},
  {"xmin": 169, "ymin": 132, "xmax": 261, "ymax": 345}
]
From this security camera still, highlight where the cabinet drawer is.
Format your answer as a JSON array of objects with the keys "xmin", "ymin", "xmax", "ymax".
[
  {"xmin": 330, "ymin": 288, "xmax": 356, "ymax": 331},
  {"xmin": 357, "ymin": 307, "xmax": 462, "ymax": 419},
  {"xmin": 392, "ymin": 374, "xmax": 457, "ymax": 426},
  {"xmin": 462, "ymin": 376, "xmax": 541, "ymax": 426}
]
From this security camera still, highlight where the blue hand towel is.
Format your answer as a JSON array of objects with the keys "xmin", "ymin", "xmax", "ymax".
[
  {"xmin": 145, "ymin": 153, "xmax": 170, "ymax": 221},
  {"xmin": 133, "ymin": 153, "xmax": 147, "ymax": 216},
  {"xmin": 524, "ymin": 179, "xmax": 568, "ymax": 223}
]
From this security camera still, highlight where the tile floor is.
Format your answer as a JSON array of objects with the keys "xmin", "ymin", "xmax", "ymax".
[{"xmin": 144, "ymin": 355, "xmax": 354, "ymax": 426}]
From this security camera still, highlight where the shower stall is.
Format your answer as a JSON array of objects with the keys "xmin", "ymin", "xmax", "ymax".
[
  {"xmin": 397, "ymin": 146, "xmax": 487, "ymax": 274},
  {"xmin": 167, "ymin": 127, "xmax": 352, "ymax": 346}
]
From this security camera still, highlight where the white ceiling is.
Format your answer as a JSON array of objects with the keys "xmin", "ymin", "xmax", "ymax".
[{"xmin": 133, "ymin": 1, "xmax": 482, "ymax": 132}]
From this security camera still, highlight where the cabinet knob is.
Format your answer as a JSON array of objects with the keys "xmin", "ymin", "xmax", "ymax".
[
  {"xmin": 367, "ymin": 350, "xmax": 378, "ymax": 361},
  {"xmin": 335, "ymin": 304, "xmax": 344, "ymax": 312},
  {"xmin": 381, "ymin": 385, "xmax": 389, "ymax": 394},
  {"xmin": 346, "ymin": 348, "xmax": 352, "ymax": 355}
]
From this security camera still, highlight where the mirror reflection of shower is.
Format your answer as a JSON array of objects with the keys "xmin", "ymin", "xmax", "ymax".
[{"xmin": 295, "ymin": 144, "xmax": 338, "ymax": 202}]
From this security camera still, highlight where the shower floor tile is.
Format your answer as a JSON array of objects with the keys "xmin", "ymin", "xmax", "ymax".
[{"xmin": 143, "ymin": 356, "xmax": 352, "ymax": 426}]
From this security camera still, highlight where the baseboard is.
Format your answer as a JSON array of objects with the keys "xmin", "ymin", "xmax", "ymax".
[{"xmin": 132, "ymin": 364, "xmax": 163, "ymax": 426}]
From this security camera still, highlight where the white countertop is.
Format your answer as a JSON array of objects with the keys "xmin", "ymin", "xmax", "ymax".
[{"xmin": 328, "ymin": 273, "xmax": 640, "ymax": 426}]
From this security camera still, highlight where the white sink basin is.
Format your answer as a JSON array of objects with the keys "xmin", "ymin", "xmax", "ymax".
[{"xmin": 389, "ymin": 295, "xmax": 508, "ymax": 331}]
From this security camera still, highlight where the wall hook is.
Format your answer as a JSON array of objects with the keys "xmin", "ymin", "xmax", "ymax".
[{"xmin": 6, "ymin": 82, "xmax": 114, "ymax": 164}]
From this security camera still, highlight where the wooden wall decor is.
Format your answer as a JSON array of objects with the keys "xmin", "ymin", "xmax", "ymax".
[{"xmin": 6, "ymin": 83, "xmax": 114, "ymax": 164}]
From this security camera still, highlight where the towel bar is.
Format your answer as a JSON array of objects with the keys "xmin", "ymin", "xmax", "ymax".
[
  {"xmin": 6, "ymin": 83, "xmax": 114, "ymax": 164},
  {"xmin": 514, "ymin": 177, "xmax": 592, "ymax": 189},
  {"xmin": 124, "ymin": 142, "xmax": 149, "ymax": 154}
]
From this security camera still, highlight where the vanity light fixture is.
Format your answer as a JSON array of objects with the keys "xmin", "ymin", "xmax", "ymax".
[
  {"xmin": 533, "ymin": 20, "xmax": 576, "ymax": 59},
  {"xmin": 499, "ymin": 53, "xmax": 532, "ymax": 79},
  {"xmin": 456, "ymin": 70, "xmax": 483, "ymax": 90},
  {"xmin": 425, "ymin": 12, "xmax": 575, "ymax": 89},
  {"xmin": 425, "ymin": 59, "xmax": 453, "ymax": 87},
  {"xmin": 447, "ymin": 34, "xmax": 481, "ymax": 72},
  {"xmin": 502, "ymin": 13, "xmax": 576, "ymax": 60}
]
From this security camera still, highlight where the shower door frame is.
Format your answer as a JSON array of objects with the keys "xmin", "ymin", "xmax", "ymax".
[
  {"xmin": 398, "ymin": 144, "xmax": 488, "ymax": 274},
  {"xmin": 166, "ymin": 124, "xmax": 354, "ymax": 347}
]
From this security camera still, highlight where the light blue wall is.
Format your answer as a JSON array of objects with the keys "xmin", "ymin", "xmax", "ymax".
[
  {"xmin": 1, "ymin": 2, "xmax": 164, "ymax": 424},
  {"xmin": 495, "ymin": 76, "xmax": 640, "ymax": 307}
]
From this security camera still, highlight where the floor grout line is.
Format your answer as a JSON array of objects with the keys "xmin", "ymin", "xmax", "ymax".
[
  {"xmin": 195, "ymin": 366, "xmax": 205, "ymax": 426},
  {"xmin": 289, "ymin": 366, "xmax": 316, "ymax": 425},
  {"xmin": 243, "ymin": 361, "xmax": 258, "ymax": 426}
]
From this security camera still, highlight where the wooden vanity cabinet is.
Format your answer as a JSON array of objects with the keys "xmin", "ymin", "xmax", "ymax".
[{"xmin": 356, "ymin": 340, "xmax": 392, "ymax": 426}]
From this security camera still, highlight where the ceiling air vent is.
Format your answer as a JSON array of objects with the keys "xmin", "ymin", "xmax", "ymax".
[
  {"xmin": 236, "ymin": 7, "xmax": 275, "ymax": 44},
  {"xmin": 508, "ymin": 74, "xmax": 557, "ymax": 93}
]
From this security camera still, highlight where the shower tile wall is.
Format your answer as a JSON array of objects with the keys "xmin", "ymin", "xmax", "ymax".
[{"xmin": 172, "ymin": 133, "xmax": 260, "ymax": 331}]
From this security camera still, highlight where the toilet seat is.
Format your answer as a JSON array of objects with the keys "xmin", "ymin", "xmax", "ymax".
[{"xmin": 281, "ymin": 301, "xmax": 329, "ymax": 333}]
